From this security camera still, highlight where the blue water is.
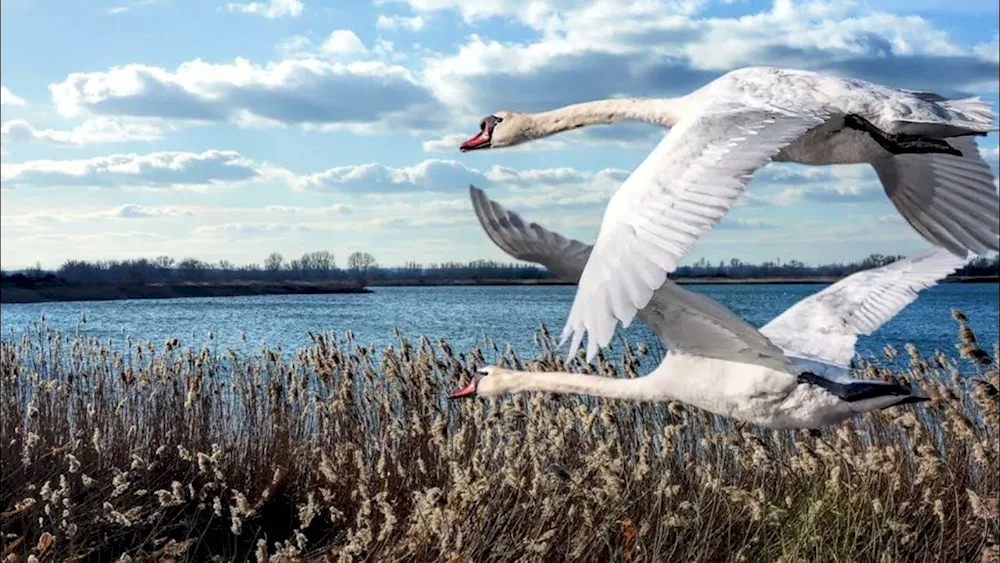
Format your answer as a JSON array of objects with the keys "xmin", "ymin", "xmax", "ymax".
[{"xmin": 1, "ymin": 284, "xmax": 996, "ymax": 365}]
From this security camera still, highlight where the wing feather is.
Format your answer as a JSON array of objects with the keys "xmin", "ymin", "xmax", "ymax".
[
  {"xmin": 760, "ymin": 249, "xmax": 969, "ymax": 365},
  {"xmin": 468, "ymin": 188, "xmax": 792, "ymax": 371},
  {"xmin": 560, "ymin": 104, "xmax": 830, "ymax": 362},
  {"xmin": 874, "ymin": 137, "xmax": 1000, "ymax": 256},
  {"xmin": 468, "ymin": 185, "xmax": 592, "ymax": 283}
]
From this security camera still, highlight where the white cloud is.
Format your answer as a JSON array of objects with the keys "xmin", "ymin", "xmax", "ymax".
[
  {"xmin": 1, "ymin": 86, "xmax": 26, "ymax": 106},
  {"xmin": 48, "ymin": 58, "xmax": 442, "ymax": 132},
  {"xmin": 974, "ymin": 34, "xmax": 1000, "ymax": 64},
  {"xmin": 274, "ymin": 35, "xmax": 314, "ymax": 57},
  {"xmin": 194, "ymin": 222, "xmax": 315, "ymax": 236},
  {"xmin": 1, "ymin": 205, "xmax": 192, "ymax": 229},
  {"xmin": 980, "ymin": 145, "xmax": 999, "ymax": 169},
  {"xmin": 421, "ymin": 133, "xmax": 472, "ymax": 152},
  {"xmin": 398, "ymin": 0, "xmax": 581, "ymax": 27},
  {"xmin": 107, "ymin": 0, "xmax": 161, "ymax": 15},
  {"xmin": 771, "ymin": 183, "xmax": 883, "ymax": 205},
  {"xmin": 294, "ymin": 159, "xmax": 490, "ymax": 193},
  {"xmin": 376, "ymin": 14, "xmax": 426, "ymax": 31},
  {"xmin": 223, "ymin": 0, "xmax": 303, "ymax": 19},
  {"xmin": 0, "ymin": 150, "xmax": 629, "ymax": 201},
  {"xmin": 293, "ymin": 158, "xmax": 629, "ymax": 194},
  {"xmin": 0, "ymin": 150, "xmax": 272, "ymax": 189},
  {"xmin": 111, "ymin": 204, "xmax": 193, "ymax": 218},
  {"xmin": 421, "ymin": 0, "xmax": 999, "ymax": 119},
  {"xmin": 321, "ymin": 30, "xmax": 368, "ymax": 56},
  {"xmin": 265, "ymin": 203, "xmax": 353, "ymax": 215},
  {"xmin": 715, "ymin": 217, "xmax": 779, "ymax": 230},
  {"xmin": 1, "ymin": 117, "xmax": 163, "ymax": 146}
]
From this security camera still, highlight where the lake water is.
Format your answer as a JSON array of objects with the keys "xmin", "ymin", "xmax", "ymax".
[{"xmin": 1, "ymin": 284, "xmax": 996, "ymax": 367}]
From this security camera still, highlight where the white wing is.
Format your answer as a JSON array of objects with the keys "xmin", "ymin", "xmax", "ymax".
[
  {"xmin": 874, "ymin": 137, "xmax": 1000, "ymax": 256},
  {"xmin": 468, "ymin": 187, "xmax": 793, "ymax": 371},
  {"xmin": 561, "ymin": 103, "xmax": 830, "ymax": 362},
  {"xmin": 760, "ymin": 249, "xmax": 969, "ymax": 366},
  {"xmin": 468, "ymin": 185, "xmax": 592, "ymax": 283}
]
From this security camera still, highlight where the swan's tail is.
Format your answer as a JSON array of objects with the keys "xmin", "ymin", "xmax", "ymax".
[
  {"xmin": 799, "ymin": 372, "xmax": 929, "ymax": 413},
  {"xmin": 938, "ymin": 97, "xmax": 998, "ymax": 134}
]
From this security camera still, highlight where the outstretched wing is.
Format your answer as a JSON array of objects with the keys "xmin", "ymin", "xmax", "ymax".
[
  {"xmin": 561, "ymin": 103, "xmax": 829, "ymax": 362},
  {"xmin": 468, "ymin": 185, "xmax": 592, "ymax": 282},
  {"xmin": 760, "ymin": 249, "xmax": 969, "ymax": 366},
  {"xmin": 874, "ymin": 136, "xmax": 1000, "ymax": 257},
  {"xmin": 469, "ymin": 187, "xmax": 792, "ymax": 370}
]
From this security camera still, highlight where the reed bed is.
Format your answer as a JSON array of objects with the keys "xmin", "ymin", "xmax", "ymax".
[{"xmin": 1, "ymin": 310, "xmax": 998, "ymax": 562}]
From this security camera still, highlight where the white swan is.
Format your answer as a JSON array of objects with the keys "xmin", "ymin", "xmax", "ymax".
[
  {"xmin": 451, "ymin": 186, "xmax": 970, "ymax": 429},
  {"xmin": 458, "ymin": 66, "xmax": 998, "ymax": 361}
]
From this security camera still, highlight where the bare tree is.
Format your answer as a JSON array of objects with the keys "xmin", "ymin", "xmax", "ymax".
[
  {"xmin": 347, "ymin": 252, "xmax": 377, "ymax": 283},
  {"xmin": 347, "ymin": 252, "xmax": 377, "ymax": 271},
  {"xmin": 264, "ymin": 253, "xmax": 284, "ymax": 279}
]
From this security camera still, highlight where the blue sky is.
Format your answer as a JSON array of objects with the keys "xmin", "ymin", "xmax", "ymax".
[{"xmin": 1, "ymin": 0, "xmax": 997, "ymax": 270}]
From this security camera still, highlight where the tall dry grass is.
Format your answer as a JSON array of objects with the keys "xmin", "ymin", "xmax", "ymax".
[{"xmin": 1, "ymin": 310, "xmax": 998, "ymax": 562}]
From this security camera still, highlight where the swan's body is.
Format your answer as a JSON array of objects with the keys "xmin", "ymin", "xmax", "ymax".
[
  {"xmin": 456, "ymin": 186, "xmax": 970, "ymax": 429},
  {"xmin": 459, "ymin": 66, "xmax": 998, "ymax": 362}
]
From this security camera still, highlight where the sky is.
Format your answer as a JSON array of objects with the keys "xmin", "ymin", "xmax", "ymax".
[{"xmin": 0, "ymin": 0, "xmax": 998, "ymax": 270}]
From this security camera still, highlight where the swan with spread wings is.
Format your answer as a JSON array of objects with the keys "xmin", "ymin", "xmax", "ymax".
[
  {"xmin": 458, "ymin": 66, "xmax": 998, "ymax": 361},
  {"xmin": 451, "ymin": 186, "xmax": 968, "ymax": 429}
]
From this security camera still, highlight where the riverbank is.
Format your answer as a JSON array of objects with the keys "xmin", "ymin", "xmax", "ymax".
[
  {"xmin": 3, "ymin": 275, "xmax": 994, "ymax": 303},
  {"xmin": 0, "ymin": 279, "xmax": 371, "ymax": 304},
  {"xmin": 369, "ymin": 275, "xmax": 999, "ymax": 287}
]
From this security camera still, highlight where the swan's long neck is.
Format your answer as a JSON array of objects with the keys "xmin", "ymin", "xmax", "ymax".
[
  {"xmin": 502, "ymin": 369, "xmax": 663, "ymax": 402},
  {"xmin": 524, "ymin": 97, "xmax": 688, "ymax": 139}
]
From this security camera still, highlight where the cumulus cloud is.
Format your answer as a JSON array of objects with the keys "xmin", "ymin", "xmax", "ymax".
[
  {"xmin": 1, "ymin": 117, "xmax": 163, "ymax": 146},
  {"xmin": 295, "ymin": 159, "xmax": 490, "ymax": 193},
  {"xmin": 421, "ymin": 0, "xmax": 999, "ymax": 121},
  {"xmin": 111, "ymin": 204, "xmax": 193, "ymax": 218},
  {"xmin": 981, "ymin": 145, "xmax": 999, "ymax": 170},
  {"xmin": 1, "ymin": 86, "xmax": 26, "ymax": 106},
  {"xmin": 771, "ymin": 183, "xmax": 884, "ymax": 205},
  {"xmin": 194, "ymin": 222, "xmax": 315, "ymax": 236},
  {"xmin": 1, "ymin": 150, "xmax": 268, "ymax": 189},
  {"xmin": 376, "ymin": 14, "xmax": 426, "ymax": 31},
  {"xmin": 397, "ymin": 0, "xmax": 581, "ymax": 27},
  {"xmin": 48, "ymin": 58, "xmax": 441, "ymax": 132},
  {"xmin": 321, "ymin": 30, "xmax": 368, "ymax": 56},
  {"xmin": 1, "ymin": 205, "xmax": 192, "ymax": 228},
  {"xmin": 293, "ymin": 158, "xmax": 630, "ymax": 194},
  {"xmin": 715, "ymin": 218, "xmax": 779, "ymax": 230},
  {"xmin": 223, "ymin": 0, "xmax": 303, "ymax": 19},
  {"xmin": 265, "ymin": 203, "xmax": 353, "ymax": 215},
  {"xmin": 107, "ymin": 0, "xmax": 161, "ymax": 15}
]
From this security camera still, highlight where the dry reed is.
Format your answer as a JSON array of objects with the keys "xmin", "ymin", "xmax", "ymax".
[{"xmin": 1, "ymin": 311, "xmax": 998, "ymax": 562}]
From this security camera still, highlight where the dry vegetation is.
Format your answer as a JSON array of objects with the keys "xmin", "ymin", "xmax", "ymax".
[{"xmin": 1, "ymin": 310, "xmax": 998, "ymax": 562}]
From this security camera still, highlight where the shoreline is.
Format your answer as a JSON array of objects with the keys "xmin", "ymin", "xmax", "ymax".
[
  {"xmin": 2, "ymin": 275, "xmax": 994, "ymax": 304},
  {"xmin": 369, "ymin": 275, "xmax": 999, "ymax": 287},
  {"xmin": 0, "ymin": 280, "xmax": 371, "ymax": 304}
]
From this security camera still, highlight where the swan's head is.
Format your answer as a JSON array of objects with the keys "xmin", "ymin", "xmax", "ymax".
[
  {"xmin": 448, "ymin": 366, "xmax": 519, "ymax": 399},
  {"xmin": 459, "ymin": 111, "xmax": 529, "ymax": 151}
]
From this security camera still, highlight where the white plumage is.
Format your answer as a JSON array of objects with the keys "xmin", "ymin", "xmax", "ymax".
[
  {"xmin": 461, "ymin": 187, "xmax": 969, "ymax": 429},
  {"xmin": 459, "ymin": 66, "xmax": 999, "ymax": 362}
]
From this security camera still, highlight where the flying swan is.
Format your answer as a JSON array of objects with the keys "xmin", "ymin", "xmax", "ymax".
[
  {"xmin": 450, "ymin": 186, "xmax": 970, "ymax": 429},
  {"xmin": 458, "ymin": 66, "xmax": 998, "ymax": 361}
]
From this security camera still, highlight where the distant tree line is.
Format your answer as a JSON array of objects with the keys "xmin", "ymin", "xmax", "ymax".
[
  {"xmin": 673, "ymin": 254, "xmax": 1000, "ymax": 279},
  {"xmin": 2, "ymin": 252, "xmax": 997, "ymax": 286}
]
